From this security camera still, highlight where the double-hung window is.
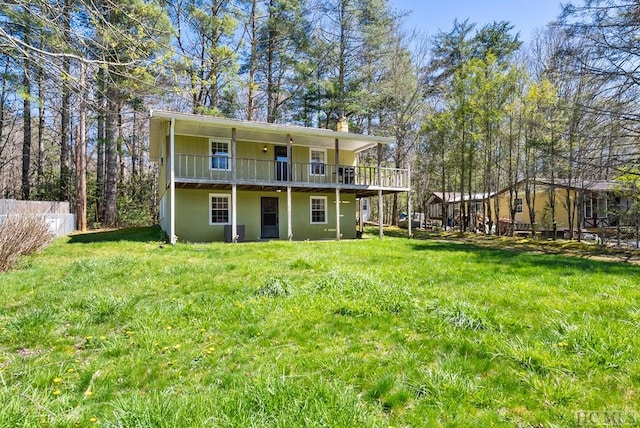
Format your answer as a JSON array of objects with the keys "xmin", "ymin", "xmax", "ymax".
[
  {"xmin": 310, "ymin": 196, "xmax": 327, "ymax": 224},
  {"xmin": 596, "ymin": 194, "xmax": 607, "ymax": 218},
  {"xmin": 584, "ymin": 197, "xmax": 593, "ymax": 219},
  {"xmin": 310, "ymin": 148, "xmax": 326, "ymax": 176},
  {"xmin": 515, "ymin": 197, "xmax": 523, "ymax": 213},
  {"xmin": 210, "ymin": 140, "xmax": 230, "ymax": 171},
  {"xmin": 210, "ymin": 194, "xmax": 230, "ymax": 225}
]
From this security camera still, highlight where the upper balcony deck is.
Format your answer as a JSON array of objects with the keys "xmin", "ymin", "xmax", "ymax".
[{"xmin": 172, "ymin": 153, "xmax": 409, "ymax": 196}]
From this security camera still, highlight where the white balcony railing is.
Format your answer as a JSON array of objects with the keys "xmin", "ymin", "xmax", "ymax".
[{"xmin": 172, "ymin": 154, "xmax": 409, "ymax": 189}]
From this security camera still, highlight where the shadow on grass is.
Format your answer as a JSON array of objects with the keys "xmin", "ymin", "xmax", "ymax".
[
  {"xmin": 409, "ymin": 239, "xmax": 640, "ymax": 274},
  {"xmin": 367, "ymin": 225, "xmax": 640, "ymax": 272},
  {"xmin": 67, "ymin": 225, "xmax": 166, "ymax": 244}
]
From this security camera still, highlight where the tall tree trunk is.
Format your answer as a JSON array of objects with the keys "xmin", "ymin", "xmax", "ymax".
[
  {"xmin": 21, "ymin": 61, "xmax": 31, "ymax": 200},
  {"xmin": 60, "ymin": 65, "xmax": 70, "ymax": 201},
  {"xmin": 440, "ymin": 137, "xmax": 447, "ymax": 228},
  {"xmin": 131, "ymin": 109, "xmax": 138, "ymax": 183},
  {"xmin": 96, "ymin": 68, "xmax": 105, "ymax": 223},
  {"xmin": 565, "ymin": 127, "xmax": 575, "ymax": 239},
  {"xmin": 208, "ymin": 1, "xmax": 220, "ymax": 111},
  {"xmin": 21, "ymin": 14, "xmax": 32, "ymax": 200},
  {"xmin": 135, "ymin": 106, "xmax": 145, "ymax": 184},
  {"xmin": 458, "ymin": 124, "xmax": 466, "ymax": 232},
  {"xmin": 524, "ymin": 138, "xmax": 537, "ymax": 236},
  {"xmin": 117, "ymin": 108, "xmax": 125, "ymax": 183},
  {"xmin": 266, "ymin": 0, "xmax": 277, "ymax": 123},
  {"xmin": 466, "ymin": 131, "xmax": 474, "ymax": 232},
  {"xmin": 60, "ymin": 1, "xmax": 71, "ymax": 201},
  {"xmin": 36, "ymin": 34, "xmax": 45, "ymax": 195},
  {"xmin": 337, "ymin": 0, "xmax": 347, "ymax": 119},
  {"xmin": 104, "ymin": 79, "xmax": 119, "ymax": 226},
  {"xmin": 392, "ymin": 194, "xmax": 398, "ymax": 226},
  {"xmin": 549, "ymin": 125, "xmax": 557, "ymax": 239},
  {"xmin": 76, "ymin": 62, "xmax": 87, "ymax": 231},
  {"xmin": 246, "ymin": 0, "xmax": 258, "ymax": 121},
  {"xmin": 391, "ymin": 145, "xmax": 402, "ymax": 226},
  {"xmin": 0, "ymin": 64, "xmax": 7, "ymax": 186}
]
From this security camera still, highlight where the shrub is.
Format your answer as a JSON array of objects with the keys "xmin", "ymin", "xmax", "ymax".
[{"xmin": 0, "ymin": 213, "xmax": 54, "ymax": 272}]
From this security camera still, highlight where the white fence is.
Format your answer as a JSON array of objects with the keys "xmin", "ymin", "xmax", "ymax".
[{"xmin": 0, "ymin": 199, "xmax": 76, "ymax": 237}]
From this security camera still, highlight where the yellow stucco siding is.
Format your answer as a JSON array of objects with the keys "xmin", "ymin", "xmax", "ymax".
[
  {"xmin": 172, "ymin": 188, "xmax": 357, "ymax": 242},
  {"xmin": 496, "ymin": 185, "xmax": 579, "ymax": 230}
]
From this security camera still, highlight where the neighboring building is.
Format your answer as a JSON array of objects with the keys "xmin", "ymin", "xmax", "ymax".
[
  {"xmin": 425, "ymin": 178, "xmax": 634, "ymax": 237},
  {"xmin": 426, "ymin": 192, "xmax": 494, "ymax": 229},
  {"xmin": 495, "ymin": 178, "xmax": 633, "ymax": 236},
  {"xmin": 149, "ymin": 110, "xmax": 411, "ymax": 243}
]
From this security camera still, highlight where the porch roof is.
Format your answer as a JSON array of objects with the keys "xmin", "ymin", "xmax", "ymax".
[{"xmin": 149, "ymin": 110, "xmax": 395, "ymax": 159}]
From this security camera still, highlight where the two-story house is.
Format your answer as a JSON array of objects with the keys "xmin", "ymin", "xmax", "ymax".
[{"xmin": 149, "ymin": 110, "xmax": 411, "ymax": 243}]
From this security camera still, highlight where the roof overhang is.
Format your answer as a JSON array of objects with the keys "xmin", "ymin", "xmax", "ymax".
[
  {"xmin": 149, "ymin": 110, "xmax": 395, "ymax": 159},
  {"xmin": 495, "ymin": 178, "xmax": 622, "ymax": 196},
  {"xmin": 428, "ymin": 192, "xmax": 495, "ymax": 203}
]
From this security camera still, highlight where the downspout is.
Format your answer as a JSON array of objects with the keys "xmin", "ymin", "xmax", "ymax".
[{"xmin": 169, "ymin": 117, "xmax": 176, "ymax": 244}]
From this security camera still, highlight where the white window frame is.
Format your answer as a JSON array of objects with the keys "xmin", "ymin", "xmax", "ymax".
[
  {"xmin": 515, "ymin": 198, "xmax": 523, "ymax": 213},
  {"xmin": 310, "ymin": 196, "xmax": 328, "ymax": 224},
  {"xmin": 209, "ymin": 139, "xmax": 231, "ymax": 171},
  {"xmin": 309, "ymin": 148, "xmax": 327, "ymax": 176},
  {"xmin": 597, "ymin": 194, "xmax": 608, "ymax": 218},
  {"xmin": 209, "ymin": 193, "xmax": 231, "ymax": 225},
  {"xmin": 584, "ymin": 197, "xmax": 593, "ymax": 219}
]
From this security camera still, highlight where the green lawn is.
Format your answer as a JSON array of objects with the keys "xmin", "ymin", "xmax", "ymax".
[{"xmin": 1, "ymin": 226, "xmax": 639, "ymax": 427}]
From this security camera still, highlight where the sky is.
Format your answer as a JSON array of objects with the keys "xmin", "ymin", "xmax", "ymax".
[{"xmin": 390, "ymin": 0, "xmax": 566, "ymax": 43}]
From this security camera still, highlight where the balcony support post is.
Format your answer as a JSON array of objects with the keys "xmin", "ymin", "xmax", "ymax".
[
  {"xmin": 359, "ymin": 197, "xmax": 364, "ymax": 233},
  {"xmin": 169, "ymin": 117, "xmax": 177, "ymax": 244},
  {"xmin": 335, "ymin": 138, "xmax": 340, "ymax": 240},
  {"xmin": 231, "ymin": 127, "xmax": 238, "ymax": 243},
  {"xmin": 287, "ymin": 134, "xmax": 293, "ymax": 240},
  {"xmin": 377, "ymin": 143, "xmax": 383, "ymax": 239},
  {"xmin": 287, "ymin": 186, "xmax": 292, "ymax": 241},
  {"xmin": 336, "ymin": 188, "xmax": 341, "ymax": 240},
  {"xmin": 334, "ymin": 138, "xmax": 340, "ymax": 183},
  {"xmin": 287, "ymin": 134, "xmax": 292, "ymax": 181},
  {"xmin": 407, "ymin": 166, "xmax": 412, "ymax": 238}
]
